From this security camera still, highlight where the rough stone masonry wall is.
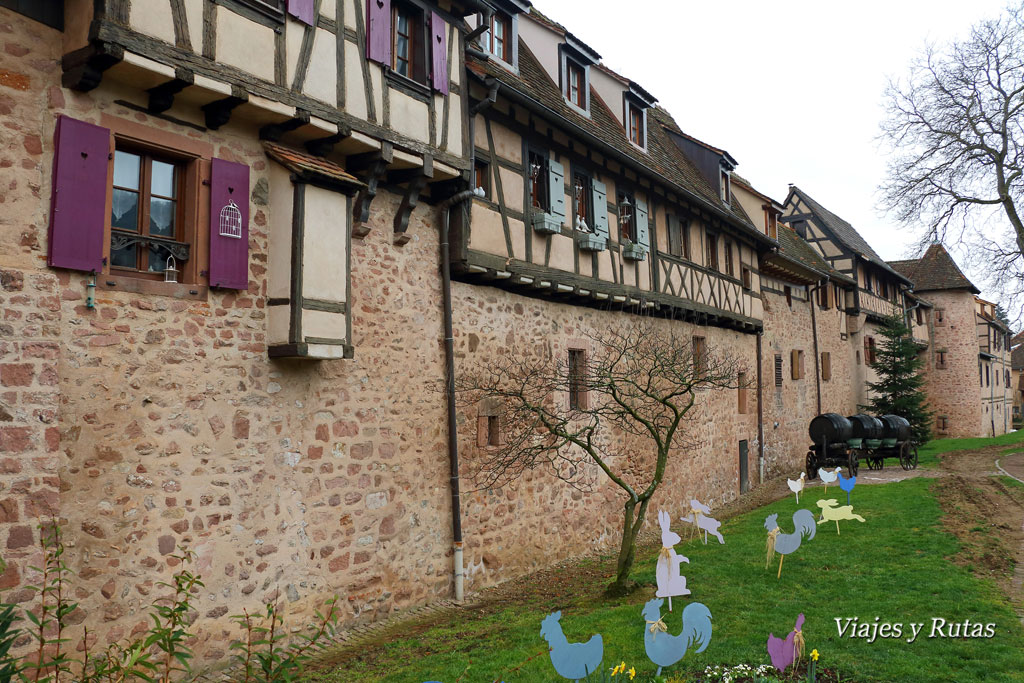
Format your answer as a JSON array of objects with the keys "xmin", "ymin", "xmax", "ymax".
[
  {"xmin": 0, "ymin": 7, "xmax": 65, "ymax": 608},
  {"xmin": 923, "ymin": 290, "xmax": 984, "ymax": 439},
  {"xmin": 450, "ymin": 285, "xmax": 761, "ymax": 588}
]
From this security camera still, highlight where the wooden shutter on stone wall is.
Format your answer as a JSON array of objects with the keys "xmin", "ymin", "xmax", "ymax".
[
  {"xmin": 635, "ymin": 198, "xmax": 649, "ymax": 250},
  {"xmin": 430, "ymin": 12, "xmax": 449, "ymax": 94},
  {"xmin": 287, "ymin": 0, "xmax": 315, "ymax": 25},
  {"xmin": 548, "ymin": 159, "xmax": 565, "ymax": 222},
  {"xmin": 791, "ymin": 349, "xmax": 800, "ymax": 380},
  {"xmin": 48, "ymin": 115, "xmax": 110, "ymax": 273},
  {"xmin": 821, "ymin": 352, "xmax": 831, "ymax": 380},
  {"xmin": 209, "ymin": 159, "xmax": 250, "ymax": 290},
  {"xmin": 366, "ymin": 0, "xmax": 391, "ymax": 64},
  {"xmin": 591, "ymin": 180, "xmax": 609, "ymax": 242}
]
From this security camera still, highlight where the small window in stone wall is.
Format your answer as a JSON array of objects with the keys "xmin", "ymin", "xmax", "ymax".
[
  {"xmin": 785, "ymin": 285, "xmax": 792, "ymax": 308},
  {"xmin": 568, "ymin": 348, "xmax": 587, "ymax": 410},
  {"xmin": 936, "ymin": 350, "xmax": 948, "ymax": 369},
  {"xmin": 476, "ymin": 397, "xmax": 504, "ymax": 448},
  {"xmin": 693, "ymin": 336, "xmax": 708, "ymax": 376},
  {"xmin": 774, "ymin": 354, "xmax": 783, "ymax": 387},
  {"xmin": 737, "ymin": 371, "xmax": 748, "ymax": 414},
  {"xmin": 935, "ymin": 309, "xmax": 946, "ymax": 326},
  {"xmin": 937, "ymin": 416, "xmax": 948, "ymax": 433}
]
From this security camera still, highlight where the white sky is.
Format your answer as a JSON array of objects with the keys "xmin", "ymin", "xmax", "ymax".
[{"xmin": 538, "ymin": 0, "xmax": 1010, "ymax": 302}]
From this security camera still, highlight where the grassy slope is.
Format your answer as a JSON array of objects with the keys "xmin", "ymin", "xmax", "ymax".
[
  {"xmin": 916, "ymin": 429, "xmax": 1024, "ymax": 468},
  {"xmin": 304, "ymin": 479, "xmax": 1024, "ymax": 683}
]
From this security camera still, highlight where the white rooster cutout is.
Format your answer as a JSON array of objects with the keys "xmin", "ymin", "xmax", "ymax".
[
  {"xmin": 655, "ymin": 510, "xmax": 690, "ymax": 611},
  {"xmin": 818, "ymin": 467, "xmax": 841, "ymax": 495},
  {"xmin": 787, "ymin": 472, "xmax": 806, "ymax": 504}
]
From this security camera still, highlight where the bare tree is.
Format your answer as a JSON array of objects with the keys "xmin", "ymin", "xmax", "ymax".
[
  {"xmin": 456, "ymin": 322, "xmax": 743, "ymax": 596},
  {"xmin": 879, "ymin": 3, "xmax": 1024, "ymax": 310}
]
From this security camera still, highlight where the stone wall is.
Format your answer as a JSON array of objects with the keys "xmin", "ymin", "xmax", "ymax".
[{"xmin": 922, "ymin": 290, "xmax": 984, "ymax": 438}]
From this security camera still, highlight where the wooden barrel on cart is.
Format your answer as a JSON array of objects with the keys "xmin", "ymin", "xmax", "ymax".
[
  {"xmin": 809, "ymin": 413, "xmax": 853, "ymax": 446},
  {"xmin": 846, "ymin": 413, "xmax": 883, "ymax": 449},
  {"xmin": 878, "ymin": 414, "xmax": 911, "ymax": 447}
]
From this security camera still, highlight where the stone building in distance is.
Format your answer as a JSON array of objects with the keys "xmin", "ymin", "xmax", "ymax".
[{"xmin": 0, "ymin": 0, "xmax": 1015, "ymax": 663}]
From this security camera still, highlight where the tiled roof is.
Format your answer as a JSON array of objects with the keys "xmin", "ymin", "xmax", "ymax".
[
  {"xmin": 887, "ymin": 243, "xmax": 980, "ymax": 294},
  {"xmin": 773, "ymin": 224, "xmax": 855, "ymax": 284},
  {"xmin": 263, "ymin": 142, "xmax": 363, "ymax": 188},
  {"xmin": 786, "ymin": 186, "xmax": 910, "ymax": 283},
  {"xmin": 1012, "ymin": 345, "xmax": 1024, "ymax": 370},
  {"xmin": 467, "ymin": 44, "xmax": 773, "ymax": 246}
]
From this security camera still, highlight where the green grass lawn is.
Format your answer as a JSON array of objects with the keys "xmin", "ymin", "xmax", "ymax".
[
  {"xmin": 303, "ymin": 478, "xmax": 1024, "ymax": 683},
  {"xmin": 916, "ymin": 429, "xmax": 1024, "ymax": 468}
]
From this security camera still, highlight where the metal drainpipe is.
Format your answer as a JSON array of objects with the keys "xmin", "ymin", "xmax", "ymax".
[
  {"xmin": 756, "ymin": 331, "xmax": 765, "ymax": 484},
  {"xmin": 439, "ymin": 187, "xmax": 485, "ymax": 603},
  {"xmin": 809, "ymin": 279, "xmax": 824, "ymax": 416}
]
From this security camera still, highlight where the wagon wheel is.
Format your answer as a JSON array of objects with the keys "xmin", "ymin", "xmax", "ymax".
[
  {"xmin": 871, "ymin": 455, "xmax": 884, "ymax": 471},
  {"xmin": 899, "ymin": 442, "xmax": 914, "ymax": 470},
  {"xmin": 847, "ymin": 449, "xmax": 859, "ymax": 477},
  {"xmin": 806, "ymin": 450, "xmax": 818, "ymax": 477},
  {"xmin": 905, "ymin": 443, "xmax": 919, "ymax": 470}
]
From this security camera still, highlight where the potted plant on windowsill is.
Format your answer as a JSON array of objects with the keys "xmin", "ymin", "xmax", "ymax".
[
  {"xmin": 622, "ymin": 238, "xmax": 647, "ymax": 261},
  {"xmin": 531, "ymin": 210, "xmax": 562, "ymax": 235}
]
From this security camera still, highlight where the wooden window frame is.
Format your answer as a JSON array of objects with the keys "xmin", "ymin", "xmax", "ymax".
[
  {"xmin": 692, "ymin": 336, "xmax": 707, "ymax": 376},
  {"xmin": 618, "ymin": 190, "xmax": 636, "ymax": 243},
  {"xmin": 474, "ymin": 159, "xmax": 490, "ymax": 198},
  {"xmin": 566, "ymin": 58, "xmax": 586, "ymax": 109},
  {"xmin": 568, "ymin": 348, "xmax": 587, "ymax": 410},
  {"xmin": 528, "ymin": 148, "xmax": 549, "ymax": 212},
  {"xmin": 706, "ymin": 231, "xmax": 719, "ymax": 271},
  {"xmin": 486, "ymin": 11, "xmax": 511, "ymax": 62},
  {"xmin": 791, "ymin": 349, "xmax": 805, "ymax": 380},
  {"xmin": 741, "ymin": 266, "xmax": 752, "ymax": 291},
  {"xmin": 724, "ymin": 240, "xmax": 734, "ymax": 277},
  {"xmin": 821, "ymin": 352, "xmax": 832, "ymax": 381},
  {"xmin": 627, "ymin": 101, "xmax": 645, "ymax": 149},
  {"xmin": 228, "ymin": 0, "xmax": 286, "ymax": 23},
  {"xmin": 720, "ymin": 169, "xmax": 730, "ymax": 202},
  {"xmin": 101, "ymin": 118, "xmax": 210, "ymax": 289},
  {"xmin": 572, "ymin": 169, "xmax": 592, "ymax": 231},
  {"xmin": 391, "ymin": 2, "xmax": 428, "ymax": 85},
  {"xmin": 737, "ymin": 371, "xmax": 748, "ymax": 414}
]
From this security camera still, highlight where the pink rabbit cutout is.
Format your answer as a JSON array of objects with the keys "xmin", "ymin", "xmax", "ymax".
[{"xmin": 655, "ymin": 510, "xmax": 690, "ymax": 608}]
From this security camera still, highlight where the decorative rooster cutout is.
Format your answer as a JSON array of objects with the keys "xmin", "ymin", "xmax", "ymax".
[
  {"xmin": 817, "ymin": 499, "xmax": 865, "ymax": 535},
  {"xmin": 838, "ymin": 470, "xmax": 857, "ymax": 505},
  {"xmin": 818, "ymin": 467, "xmax": 841, "ymax": 495},
  {"xmin": 641, "ymin": 598, "xmax": 712, "ymax": 677},
  {"xmin": 680, "ymin": 499, "xmax": 724, "ymax": 545},
  {"xmin": 540, "ymin": 611, "xmax": 603, "ymax": 681},
  {"xmin": 655, "ymin": 510, "xmax": 690, "ymax": 611},
  {"xmin": 767, "ymin": 613, "xmax": 805, "ymax": 672},
  {"xmin": 765, "ymin": 510, "xmax": 816, "ymax": 578},
  {"xmin": 787, "ymin": 472, "xmax": 806, "ymax": 504}
]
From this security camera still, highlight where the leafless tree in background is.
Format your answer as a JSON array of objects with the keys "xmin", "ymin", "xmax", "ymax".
[
  {"xmin": 456, "ymin": 322, "xmax": 743, "ymax": 595},
  {"xmin": 880, "ymin": 3, "xmax": 1024, "ymax": 318}
]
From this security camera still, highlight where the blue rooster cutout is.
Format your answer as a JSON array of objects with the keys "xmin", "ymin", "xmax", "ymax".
[
  {"xmin": 641, "ymin": 598, "xmax": 712, "ymax": 676},
  {"xmin": 838, "ymin": 470, "xmax": 856, "ymax": 505},
  {"xmin": 540, "ymin": 611, "xmax": 603, "ymax": 681}
]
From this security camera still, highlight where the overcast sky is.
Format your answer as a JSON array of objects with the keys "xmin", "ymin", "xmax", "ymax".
[{"xmin": 539, "ymin": 0, "xmax": 1010, "ymax": 302}]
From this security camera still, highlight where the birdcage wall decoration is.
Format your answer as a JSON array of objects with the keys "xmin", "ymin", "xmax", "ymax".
[{"xmin": 218, "ymin": 199, "xmax": 243, "ymax": 239}]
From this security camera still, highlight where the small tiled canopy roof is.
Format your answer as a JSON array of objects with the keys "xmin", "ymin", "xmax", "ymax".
[
  {"xmin": 888, "ymin": 243, "xmax": 980, "ymax": 294},
  {"xmin": 263, "ymin": 142, "xmax": 363, "ymax": 189}
]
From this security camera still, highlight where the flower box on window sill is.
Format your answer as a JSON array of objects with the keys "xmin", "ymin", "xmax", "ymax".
[
  {"xmin": 576, "ymin": 233, "xmax": 606, "ymax": 252},
  {"xmin": 622, "ymin": 242, "xmax": 647, "ymax": 261},
  {"xmin": 531, "ymin": 212, "xmax": 562, "ymax": 235}
]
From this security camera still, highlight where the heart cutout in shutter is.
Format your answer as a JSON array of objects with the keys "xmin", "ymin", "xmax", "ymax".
[
  {"xmin": 81, "ymin": 152, "xmax": 88, "ymax": 159},
  {"xmin": 437, "ymin": 34, "xmax": 442, "ymax": 43},
  {"xmin": 376, "ymin": 0, "xmax": 383, "ymax": 6}
]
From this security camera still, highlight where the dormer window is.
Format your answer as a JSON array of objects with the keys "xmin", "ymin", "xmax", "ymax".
[
  {"xmin": 720, "ymin": 169, "xmax": 731, "ymax": 203},
  {"xmin": 483, "ymin": 12, "xmax": 511, "ymax": 63},
  {"xmin": 628, "ymin": 103, "xmax": 644, "ymax": 147},
  {"xmin": 567, "ymin": 59, "xmax": 586, "ymax": 108}
]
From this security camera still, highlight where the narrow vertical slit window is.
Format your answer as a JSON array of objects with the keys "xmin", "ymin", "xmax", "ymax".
[
  {"xmin": 568, "ymin": 348, "xmax": 586, "ymax": 410},
  {"xmin": 737, "ymin": 372, "xmax": 748, "ymax": 414},
  {"xmin": 774, "ymin": 354, "xmax": 783, "ymax": 387},
  {"xmin": 692, "ymin": 336, "xmax": 707, "ymax": 376}
]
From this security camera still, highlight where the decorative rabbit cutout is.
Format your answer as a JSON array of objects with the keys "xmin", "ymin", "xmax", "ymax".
[
  {"xmin": 680, "ymin": 498, "xmax": 724, "ymax": 545},
  {"xmin": 655, "ymin": 510, "xmax": 690, "ymax": 610}
]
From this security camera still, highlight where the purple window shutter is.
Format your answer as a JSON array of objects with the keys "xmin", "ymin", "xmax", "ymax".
[
  {"xmin": 47, "ymin": 116, "xmax": 110, "ymax": 273},
  {"xmin": 209, "ymin": 158, "xmax": 250, "ymax": 290},
  {"xmin": 366, "ymin": 0, "xmax": 391, "ymax": 64},
  {"xmin": 431, "ymin": 12, "xmax": 449, "ymax": 95},
  {"xmin": 287, "ymin": 0, "xmax": 315, "ymax": 25}
]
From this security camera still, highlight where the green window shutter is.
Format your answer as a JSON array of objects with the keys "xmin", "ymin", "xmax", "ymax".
[
  {"xmin": 635, "ymin": 197, "xmax": 649, "ymax": 249},
  {"xmin": 591, "ymin": 179, "xmax": 609, "ymax": 240},
  {"xmin": 548, "ymin": 159, "xmax": 566, "ymax": 221}
]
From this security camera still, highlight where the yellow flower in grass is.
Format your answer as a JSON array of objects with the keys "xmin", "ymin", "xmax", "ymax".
[
  {"xmin": 611, "ymin": 661, "xmax": 626, "ymax": 676},
  {"xmin": 811, "ymin": 648, "xmax": 820, "ymax": 661},
  {"xmin": 628, "ymin": 666, "xmax": 636, "ymax": 680}
]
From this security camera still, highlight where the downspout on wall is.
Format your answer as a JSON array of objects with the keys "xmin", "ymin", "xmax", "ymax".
[
  {"xmin": 756, "ymin": 331, "xmax": 765, "ymax": 484},
  {"xmin": 809, "ymin": 279, "xmax": 825, "ymax": 416}
]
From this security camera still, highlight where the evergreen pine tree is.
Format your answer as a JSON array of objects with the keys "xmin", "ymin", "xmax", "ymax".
[{"xmin": 865, "ymin": 312, "xmax": 933, "ymax": 444}]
